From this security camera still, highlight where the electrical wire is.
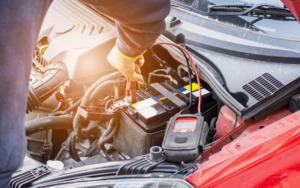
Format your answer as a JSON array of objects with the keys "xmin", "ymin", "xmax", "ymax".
[
  {"xmin": 153, "ymin": 69, "xmax": 168, "ymax": 74},
  {"xmin": 148, "ymin": 69, "xmax": 169, "ymax": 85},
  {"xmin": 152, "ymin": 42, "xmax": 201, "ymax": 113},
  {"xmin": 148, "ymin": 73, "xmax": 169, "ymax": 85},
  {"xmin": 149, "ymin": 45, "xmax": 192, "ymax": 113},
  {"xmin": 178, "ymin": 48, "xmax": 192, "ymax": 114}
]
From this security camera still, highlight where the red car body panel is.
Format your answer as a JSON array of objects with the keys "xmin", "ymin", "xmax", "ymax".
[
  {"xmin": 186, "ymin": 108, "xmax": 300, "ymax": 187},
  {"xmin": 281, "ymin": 0, "xmax": 300, "ymax": 24}
]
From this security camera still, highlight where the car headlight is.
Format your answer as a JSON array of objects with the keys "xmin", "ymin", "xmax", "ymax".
[{"xmin": 47, "ymin": 178, "xmax": 194, "ymax": 188}]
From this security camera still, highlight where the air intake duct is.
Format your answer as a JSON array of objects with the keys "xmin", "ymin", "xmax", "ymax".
[{"xmin": 27, "ymin": 61, "xmax": 69, "ymax": 113}]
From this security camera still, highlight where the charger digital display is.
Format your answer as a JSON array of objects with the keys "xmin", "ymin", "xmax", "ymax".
[{"xmin": 173, "ymin": 117, "xmax": 197, "ymax": 133}]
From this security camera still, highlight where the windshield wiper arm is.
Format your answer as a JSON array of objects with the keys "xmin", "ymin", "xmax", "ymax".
[
  {"xmin": 204, "ymin": 3, "xmax": 293, "ymax": 17},
  {"xmin": 208, "ymin": 3, "xmax": 286, "ymax": 10},
  {"xmin": 173, "ymin": 3, "xmax": 294, "ymax": 17}
]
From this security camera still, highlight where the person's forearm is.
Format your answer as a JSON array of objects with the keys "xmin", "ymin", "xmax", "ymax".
[
  {"xmin": 80, "ymin": 0, "xmax": 171, "ymax": 57},
  {"xmin": 0, "ymin": 1, "xmax": 51, "ymax": 187}
]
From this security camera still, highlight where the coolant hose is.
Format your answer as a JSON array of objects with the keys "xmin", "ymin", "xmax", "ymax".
[
  {"xmin": 27, "ymin": 61, "xmax": 69, "ymax": 113},
  {"xmin": 24, "ymin": 116, "xmax": 73, "ymax": 136}
]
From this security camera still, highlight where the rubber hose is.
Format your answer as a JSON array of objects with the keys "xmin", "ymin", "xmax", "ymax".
[
  {"xmin": 97, "ymin": 118, "xmax": 118, "ymax": 150},
  {"xmin": 84, "ymin": 140, "xmax": 98, "ymax": 157},
  {"xmin": 88, "ymin": 80, "xmax": 117, "ymax": 105},
  {"xmin": 98, "ymin": 122, "xmax": 118, "ymax": 149},
  {"xmin": 69, "ymin": 133, "xmax": 81, "ymax": 162},
  {"xmin": 69, "ymin": 134, "xmax": 75, "ymax": 160},
  {"xmin": 105, "ymin": 99, "xmax": 114, "ymax": 110},
  {"xmin": 25, "ymin": 116, "xmax": 73, "ymax": 136},
  {"xmin": 208, "ymin": 117, "xmax": 217, "ymax": 143},
  {"xmin": 27, "ymin": 61, "xmax": 69, "ymax": 113},
  {"xmin": 101, "ymin": 118, "xmax": 116, "ymax": 139},
  {"xmin": 210, "ymin": 117, "xmax": 217, "ymax": 130},
  {"xmin": 73, "ymin": 72, "xmax": 123, "ymax": 139},
  {"xmin": 81, "ymin": 71, "xmax": 123, "ymax": 106},
  {"xmin": 52, "ymin": 111, "xmax": 66, "ymax": 116},
  {"xmin": 66, "ymin": 98, "xmax": 82, "ymax": 113},
  {"xmin": 84, "ymin": 119, "xmax": 116, "ymax": 157},
  {"xmin": 53, "ymin": 98, "xmax": 83, "ymax": 116}
]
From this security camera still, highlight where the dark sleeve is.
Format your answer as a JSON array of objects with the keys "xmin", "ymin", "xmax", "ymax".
[
  {"xmin": 80, "ymin": 0, "xmax": 171, "ymax": 58},
  {"xmin": 0, "ymin": 1, "xmax": 51, "ymax": 186}
]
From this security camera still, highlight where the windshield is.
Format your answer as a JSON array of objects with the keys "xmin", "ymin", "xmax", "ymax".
[{"xmin": 172, "ymin": 0, "xmax": 300, "ymax": 40}]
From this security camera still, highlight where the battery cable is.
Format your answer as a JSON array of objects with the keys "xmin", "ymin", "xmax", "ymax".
[
  {"xmin": 152, "ymin": 42, "xmax": 201, "ymax": 113},
  {"xmin": 178, "ymin": 48, "xmax": 193, "ymax": 114}
]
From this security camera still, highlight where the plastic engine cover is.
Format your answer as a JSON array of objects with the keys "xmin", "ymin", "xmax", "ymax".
[{"xmin": 39, "ymin": 0, "xmax": 117, "ymax": 84}]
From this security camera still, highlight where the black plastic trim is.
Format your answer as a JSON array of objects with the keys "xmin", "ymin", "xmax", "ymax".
[
  {"xmin": 241, "ymin": 77, "xmax": 300, "ymax": 119},
  {"xmin": 186, "ymin": 38, "xmax": 300, "ymax": 64},
  {"xmin": 160, "ymin": 34, "xmax": 300, "ymax": 120}
]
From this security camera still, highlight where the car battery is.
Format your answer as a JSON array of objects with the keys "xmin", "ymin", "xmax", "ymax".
[{"xmin": 113, "ymin": 80, "xmax": 213, "ymax": 158}]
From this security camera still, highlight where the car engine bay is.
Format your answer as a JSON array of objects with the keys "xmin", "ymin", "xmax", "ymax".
[{"xmin": 13, "ymin": 0, "xmax": 300, "ymax": 187}]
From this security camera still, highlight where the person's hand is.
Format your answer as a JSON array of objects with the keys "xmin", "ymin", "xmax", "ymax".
[{"xmin": 107, "ymin": 46, "xmax": 144, "ymax": 84}]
